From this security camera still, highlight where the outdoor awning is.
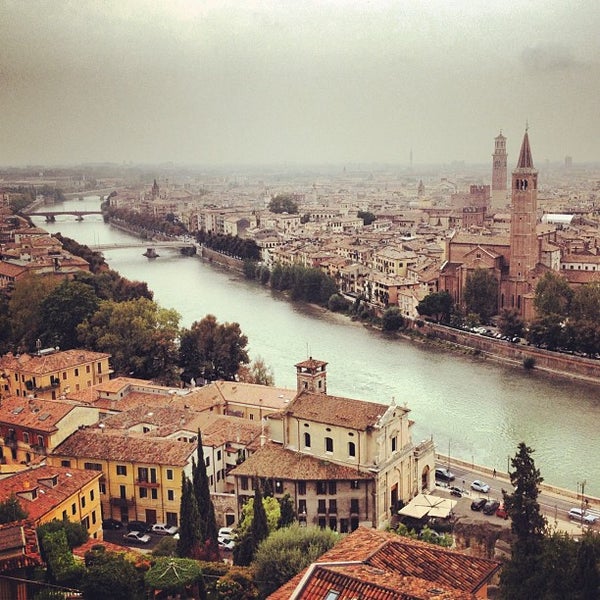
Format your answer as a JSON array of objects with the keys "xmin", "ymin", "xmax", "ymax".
[{"xmin": 398, "ymin": 493, "xmax": 457, "ymax": 519}]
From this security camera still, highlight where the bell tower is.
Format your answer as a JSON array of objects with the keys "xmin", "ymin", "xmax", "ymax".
[
  {"xmin": 295, "ymin": 357, "xmax": 327, "ymax": 395},
  {"xmin": 491, "ymin": 131, "xmax": 508, "ymax": 211},
  {"xmin": 506, "ymin": 127, "xmax": 538, "ymax": 314}
]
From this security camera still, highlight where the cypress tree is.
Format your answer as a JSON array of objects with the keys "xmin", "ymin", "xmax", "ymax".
[
  {"xmin": 251, "ymin": 479, "xmax": 269, "ymax": 554},
  {"xmin": 193, "ymin": 430, "xmax": 219, "ymax": 560},
  {"xmin": 177, "ymin": 475, "xmax": 202, "ymax": 558}
]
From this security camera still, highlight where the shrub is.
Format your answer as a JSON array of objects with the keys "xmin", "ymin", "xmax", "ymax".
[{"xmin": 523, "ymin": 357, "xmax": 536, "ymax": 370}]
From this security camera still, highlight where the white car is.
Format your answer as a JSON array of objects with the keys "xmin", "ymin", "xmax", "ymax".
[
  {"xmin": 151, "ymin": 523, "xmax": 179, "ymax": 535},
  {"xmin": 218, "ymin": 538, "xmax": 235, "ymax": 551},
  {"xmin": 568, "ymin": 508, "xmax": 598, "ymax": 524},
  {"xmin": 470, "ymin": 480, "xmax": 490, "ymax": 493},
  {"xmin": 123, "ymin": 531, "xmax": 151, "ymax": 544}
]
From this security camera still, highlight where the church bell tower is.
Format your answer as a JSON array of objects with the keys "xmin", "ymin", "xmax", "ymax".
[{"xmin": 295, "ymin": 357, "xmax": 328, "ymax": 395}]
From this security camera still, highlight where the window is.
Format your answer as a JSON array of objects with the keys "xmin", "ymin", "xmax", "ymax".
[
  {"xmin": 298, "ymin": 481, "xmax": 306, "ymax": 495},
  {"xmin": 205, "ymin": 456, "xmax": 210, "ymax": 467},
  {"xmin": 116, "ymin": 465, "xmax": 127, "ymax": 476},
  {"xmin": 325, "ymin": 590, "xmax": 340, "ymax": 600},
  {"xmin": 318, "ymin": 499, "xmax": 326, "ymax": 513},
  {"xmin": 328, "ymin": 499, "xmax": 337, "ymax": 513},
  {"xmin": 98, "ymin": 362, "xmax": 102, "ymax": 373},
  {"xmin": 325, "ymin": 437, "xmax": 333, "ymax": 453},
  {"xmin": 80, "ymin": 496, "xmax": 86, "ymax": 509},
  {"xmin": 151, "ymin": 489, "xmax": 158, "ymax": 500},
  {"xmin": 350, "ymin": 499, "xmax": 359, "ymax": 514},
  {"xmin": 81, "ymin": 516, "xmax": 89, "ymax": 530},
  {"xmin": 74, "ymin": 368, "xmax": 79, "ymax": 377},
  {"xmin": 298, "ymin": 499, "xmax": 307, "ymax": 515},
  {"xmin": 86, "ymin": 365, "xmax": 91, "ymax": 373},
  {"xmin": 92, "ymin": 511, "xmax": 96, "ymax": 524},
  {"xmin": 99, "ymin": 482, "xmax": 106, "ymax": 494},
  {"xmin": 138, "ymin": 467, "xmax": 148, "ymax": 482},
  {"xmin": 90, "ymin": 490, "xmax": 94, "ymax": 501},
  {"xmin": 140, "ymin": 488, "xmax": 148, "ymax": 499},
  {"xmin": 72, "ymin": 503, "xmax": 76, "ymax": 515},
  {"xmin": 23, "ymin": 432, "xmax": 30, "ymax": 444},
  {"xmin": 62, "ymin": 372, "xmax": 67, "ymax": 380},
  {"xmin": 149, "ymin": 468, "xmax": 157, "ymax": 483},
  {"xmin": 84, "ymin": 462, "xmax": 102, "ymax": 471},
  {"xmin": 328, "ymin": 481, "xmax": 336, "ymax": 495},
  {"xmin": 304, "ymin": 432, "xmax": 311, "ymax": 448},
  {"xmin": 62, "ymin": 510, "xmax": 67, "ymax": 520},
  {"xmin": 217, "ymin": 450, "xmax": 221, "ymax": 461},
  {"xmin": 166, "ymin": 469, "xmax": 173, "ymax": 480},
  {"xmin": 316, "ymin": 481, "xmax": 327, "ymax": 495},
  {"xmin": 391, "ymin": 436, "xmax": 397, "ymax": 452},
  {"xmin": 350, "ymin": 480, "xmax": 360, "ymax": 490},
  {"xmin": 348, "ymin": 442, "xmax": 356, "ymax": 457},
  {"xmin": 241, "ymin": 476, "xmax": 249, "ymax": 491},
  {"xmin": 167, "ymin": 489, "xmax": 174, "ymax": 501},
  {"xmin": 275, "ymin": 480, "xmax": 283, "ymax": 494}
]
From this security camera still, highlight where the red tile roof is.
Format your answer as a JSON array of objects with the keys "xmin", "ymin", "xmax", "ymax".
[
  {"xmin": 284, "ymin": 390, "xmax": 397, "ymax": 430},
  {"xmin": 0, "ymin": 395, "xmax": 82, "ymax": 433},
  {"xmin": 268, "ymin": 527, "xmax": 500, "ymax": 600},
  {"xmin": 230, "ymin": 442, "xmax": 374, "ymax": 481},
  {"xmin": 0, "ymin": 349, "xmax": 110, "ymax": 375},
  {"xmin": 0, "ymin": 465, "xmax": 101, "ymax": 523}
]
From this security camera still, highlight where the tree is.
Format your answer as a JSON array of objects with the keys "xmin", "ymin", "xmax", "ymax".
[
  {"xmin": 192, "ymin": 430, "xmax": 220, "ymax": 561},
  {"xmin": 236, "ymin": 357, "xmax": 275, "ymax": 386},
  {"xmin": 252, "ymin": 524, "xmax": 339, "ymax": 598},
  {"xmin": 38, "ymin": 529, "xmax": 85, "ymax": 587},
  {"xmin": 268, "ymin": 195, "xmax": 298, "ymax": 214},
  {"xmin": 179, "ymin": 315, "xmax": 249, "ymax": 382},
  {"xmin": 0, "ymin": 494, "xmax": 27, "ymax": 523},
  {"xmin": 77, "ymin": 297, "xmax": 180, "ymax": 382},
  {"xmin": 357, "ymin": 210, "xmax": 376, "ymax": 225},
  {"xmin": 177, "ymin": 475, "xmax": 202, "ymax": 559},
  {"xmin": 534, "ymin": 271, "xmax": 573, "ymax": 318},
  {"xmin": 144, "ymin": 557, "xmax": 205, "ymax": 600},
  {"xmin": 464, "ymin": 268, "xmax": 498, "ymax": 323},
  {"xmin": 251, "ymin": 481, "xmax": 269, "ymax": 554},
  {"xmin": 498, "ymin": 308, "xmax": 525, "ymax": 338},
  {"xmin": 8, "ymin": 274, "xmax": 60, "ymax": 351},
  {"xmin": 382, "ymin": 307, "xmax": 404, "ymax": 332},
  {"xmin": 500, "ymin": 442, "xmax": 547, "ymax": 599},
  {"xmin": 277, "ymin": 493, "xmax": 296, "ymax": 528},
  {"xmin": 81, "ymin": 546, "xmax": 145, "ymax": 600},
  {"xmin": 417, "ymin": 291, "xmax": 454, "ymax": 323},
  {"xmin": 39, "ymin": 279, "xmax": 100, "ymax": 349},
  {"xmin": 570, "ymin": 282, "xmax": 600, "ymax": 322}
]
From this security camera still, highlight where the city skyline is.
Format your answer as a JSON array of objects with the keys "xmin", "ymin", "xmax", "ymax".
[{"xmin": 1, "ymin": 1, "xmax": 600, "ymax": 167}]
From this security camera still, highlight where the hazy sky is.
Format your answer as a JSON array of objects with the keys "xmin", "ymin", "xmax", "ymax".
[{"xmin": 2, "ymin": 0, "xmax": 600, "ymax": 167}]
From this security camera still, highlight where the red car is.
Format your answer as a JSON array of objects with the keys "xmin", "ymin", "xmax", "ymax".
[{"xmin": 496, "ymin": 504, "xmax": 508, "ymax": 519}]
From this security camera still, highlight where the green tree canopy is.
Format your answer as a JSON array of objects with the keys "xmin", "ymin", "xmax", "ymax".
[
  {"xmin": 357, "ymin": 210, "xmax": 376, "ymax": 225},
  {"xmin": 0, "ymin": 494, "xmax": 27, "ymax": 523},
  {"xmin": 179, "ymin": 315, "xmax": 249, "ymax": 382},
  {"xmin": 77, "ymin": 297, "xmax": 180, "ymax": 382},
  {"xmin": 268, "ymin": 194, "xmax": 298, "ymax": 214},
  {"xmin": 39, "ymin": 279, "xmax": 100, "ymax": 350},
  {"xmin": 416, "ymin": 291, "xmax": 454, "ymax": 323},
  {"xmin": 534, "ymin": 271, "xmax": 573, "ymax": 318},
  {"xmin": 498, "ymin": 308, "xmax": 525, "ymax": 338},
  {"xmin": 463, "ymin": 268, "xmax": 498, "ymax": 323},
  {"xmin": 252, "ymin": 524, "xmax": 340, "ymax": 598},
  {"xmin": 570, "ymin": 282, "xmax": 600, "ymax": 321},
  {"xmin": 382, "ymin": 307, "xmax": 404, "ymax": 332},
  {"xmin": 144, "ymin": 557, "xmax": 203, "ymax": 597}
]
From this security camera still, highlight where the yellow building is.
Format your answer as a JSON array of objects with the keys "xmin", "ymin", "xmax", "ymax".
[
  {"xmin": 0, "ymin": 464, "xmax": 103, "ymax": 540},
  {"xmin": 48, "ymin": 429, "xmax": 196, "ymax": 527},
  {"xmin": 0, "ymin": 348, "xmax": 112, "ymax": 401}
]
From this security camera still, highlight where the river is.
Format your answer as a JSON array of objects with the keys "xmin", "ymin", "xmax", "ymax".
[{"xmin": 30, "ymin": 196, "xmax": 600, "ymax": 496}]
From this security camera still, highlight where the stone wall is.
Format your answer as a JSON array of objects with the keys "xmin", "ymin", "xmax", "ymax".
[
  {"xmin": 420, "ymin": 322, "xmax": 600, "ymax": 384},
  {"xmin": 200, "ymin": 246, "xmax": 245, "ymax": 273}
]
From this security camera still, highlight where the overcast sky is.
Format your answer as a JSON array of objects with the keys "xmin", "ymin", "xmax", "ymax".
[{"xmin": 2, "ymin": 0, "xmax": 599, "ymax": 167}]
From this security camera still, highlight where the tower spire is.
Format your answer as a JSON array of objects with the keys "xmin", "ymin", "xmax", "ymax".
[{"xmin": 516, "ymin": 129, "xmax": 534, "ymax": 170}]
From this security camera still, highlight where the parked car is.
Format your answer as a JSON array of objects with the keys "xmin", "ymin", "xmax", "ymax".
[
  {"xmin": 218, "ymin": 527, "xmax": 235, "ymax": 541},
  {"xmin": 123, "ymin": 531, "xmax": 151, "ymax": 544},
  {"xmin": 470, "ymin": 480, "xmax": 490, "ymax": 493},
  {"xmin": 127, "ymin": 520, "xmax": 151, "ymax": 533},
  {"xmin": 218, "ymin": 538, "xmax": 235, "ymax": 551},
  {"xmin": 448, "ymin": 486, "xmax": 463, "ymax": 498},
  {"xmin": 102, "ymin": 518, "xmax": 123, "ymax": 530},
  {"xmin": 496, "ymin": 504, "xmax": 508, "ymax": 519},
  {"xmin": 471, "ymin": 498, "xmax": 487, "ymax": 511},
  {"xmin": 435, "ymin": 468, "xmax": 455, "ymax": 482},
  {"xmin": 568, "ymin": 508, "xmax": 598, "ymax": 524},
  {"xmin": 483, "ymin": 500, "xmax": 500, "ymax": 515},
  {"xmin": 151, "ymin": 523, "xmax": 179, "ymax": 536}
]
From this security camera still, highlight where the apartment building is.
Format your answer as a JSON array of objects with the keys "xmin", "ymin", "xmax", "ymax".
[{"xmin": 0, "ymin": 348, "xmax": 111, "ymax": 400}]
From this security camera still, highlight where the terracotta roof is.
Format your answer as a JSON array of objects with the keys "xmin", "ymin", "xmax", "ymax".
[
  {"xmin": 0, "ymin": 395, "xmax": 82, "ymax": 433},
  {"xmin": 230, "ymin": 442, "xmax": 374, "ymax": 481},
  {"xmin": 0, "ymin": 349, "xmax": 110, "ymax": 375},
  {"xmin": 212, "ymin": 380, "xmax": 295, "ymax": 410},
  {"xmin": 295, "ymin": 358, "xmax": 328, "ymax": 370},
  {"xmin": 284, "ymin": 390, "xmax": 394, "ymax": 430},
  {"xmin": 51, "ymin": 429, "xmax": 196, "ymax": 466},
  {"xmin": 0, "ymin": 465, "xmax": 101, "ymax": 523},
  {"xmin": 0, "ymin": 521, "xmax": 41, "ymax": 571},
  {"xmin": 269, "ymin": 527, "xmax": 500, "ymax": 600}
]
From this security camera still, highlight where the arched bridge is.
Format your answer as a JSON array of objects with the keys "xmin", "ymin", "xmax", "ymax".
[
  {"xmin": 89, "ymin": 241, "xmax": 198, "ymax": 252},
  {"xmin": 28, "ymin": 210, "xmax": 103, "ymax": 221}
]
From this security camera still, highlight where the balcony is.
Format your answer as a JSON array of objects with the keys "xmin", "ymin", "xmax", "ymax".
[
  {"xmin": 110, "ymin": 497, "xmax": 135, "ymax": 507},
  {"xmin": 135, "ymin": 479, "xmax": 160, "ymax": 488},
  {"xmin": 30, "ymin": 444, "xmax": 47, "ymax": 455}
]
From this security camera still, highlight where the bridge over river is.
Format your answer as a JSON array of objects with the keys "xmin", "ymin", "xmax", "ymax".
[
  {"xmin": 28, "ymin": 210, "xmax": 103, "ymax": 221},
  {"xmin": 89, "ymin": 240, "xmax": 198, "ymax": 252}
]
